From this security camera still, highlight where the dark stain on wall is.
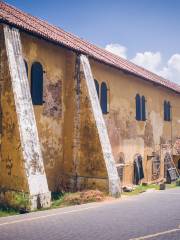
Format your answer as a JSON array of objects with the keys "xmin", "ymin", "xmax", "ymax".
[
  {"xmin": 30, "ymin": 152, "xmax": 44, "ymax": 175},
  {"xmin": 80, "ymin": 79, "xmax": 107, "ymax": 178},
  {"xmin": 106, "ymin": 110, "xmax": 137, "ymax": 147},
  {"xmin": 81, "ymin": 119, "xmax": 104, "ymax": 173},
  {"xmin": 125, "ymin": 117, "xmax": 137, "ymax": 139},
  {"xmin": 5, "ymin": 117, "xmax": 16, "ymax": 141},
  {"xmin": 43, "ymin": 80, "xmax": 62, "ymax": 118},
  {"xmin": 106, "ymin": 111, "xmax": 121, "ymax": 147},
  {"xmin": 5, "ymin": 156, "xmax": 13, "ymax": 176},
  {"xmin": 144, "ymin": 120, "xmax": 154, "ymax": 147}
]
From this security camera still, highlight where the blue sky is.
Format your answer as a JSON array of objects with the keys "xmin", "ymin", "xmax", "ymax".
[{"xmin": 6, "ymin": 0, "xmax": 180, "ymax": 83}]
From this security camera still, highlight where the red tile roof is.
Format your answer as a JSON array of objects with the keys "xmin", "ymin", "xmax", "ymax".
[{"xmin": 0, "ymin": 1, "xmax": 180, "ymax": 94}]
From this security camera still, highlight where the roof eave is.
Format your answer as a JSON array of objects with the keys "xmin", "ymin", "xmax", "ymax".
[{"xmin": 0, "ymin": 20, "xmax": 179, "ymax": 95}]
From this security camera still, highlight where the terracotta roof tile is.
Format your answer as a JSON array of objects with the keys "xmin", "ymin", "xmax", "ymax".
[{"xmin": 0, "ymin": 1, "xmax": 180, "ymax": 93}]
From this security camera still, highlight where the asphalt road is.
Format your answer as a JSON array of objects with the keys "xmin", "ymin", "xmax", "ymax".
[{"xmin": 0, "ymin": 188, "xmax": 180, "ymax": 240}]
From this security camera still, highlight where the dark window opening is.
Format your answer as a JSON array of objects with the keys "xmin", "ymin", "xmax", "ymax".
[
  {"xmin": 31, "ymin": 62, "xmax": 43, "ymax": 105},
  {"xmin": 164, "ymin": 101, "xmax": 167, "ymax": 121},
  {"xmin": 141, "ymin": 96, "xmax": 146, "ymax": 121},
  {"xmin": 136, "ymin": 94, "xmax": 141, "ymax": 121},
  {"xmin": 100, "ymin": 82, "xmax": 108, "ymax": 114},
  {"xmin": 94, "ymin": 79, "xmax": 99, "ymax": 98},
  {"xmin": 136, "ymin": 94, "xmax": 147, "ymax": 121},
  {"xmin": 134, "ymin": 154, "xmax": 144, "ymax": 185},
  {"xmin": 164, "ymin": 101, "xmax": 171, "ymax": 121},
  {"xmin": 167, "ymin": 102, "xmax": 171, "ymax": 121}
]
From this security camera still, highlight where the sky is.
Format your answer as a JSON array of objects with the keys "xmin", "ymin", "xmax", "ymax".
[{"xmin": 5, "ymin": 0, "xmax": 180, "ymax": 84}]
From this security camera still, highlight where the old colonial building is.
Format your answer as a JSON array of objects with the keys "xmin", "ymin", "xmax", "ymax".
[{"xmin": 0, "ymin": 2, "xmax": 180, "ymax": 208}]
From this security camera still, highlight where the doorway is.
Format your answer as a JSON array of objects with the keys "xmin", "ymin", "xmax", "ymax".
[{"xmin": 133, "ymin": 154, "xmax": 144, "ymax": 185}]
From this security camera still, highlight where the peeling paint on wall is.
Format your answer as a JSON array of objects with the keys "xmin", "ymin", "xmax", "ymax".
[
  {"xmin": 40, "ymin": 117, "xmax": 63, "ymax": 169},
  {"xmin": 144, "ymin": 120, "xmax": 154, "ymax": 147},
  {"xmin": 0, "ymin": 23, "xmax": 180, "ymax": 199},
  {"xmin": 81, "ymin": 55, "xmax": 121, "ymax": 197},
  {"xmin": 3, "ymin": 25, "xmax": 51, "ymax": 209},
  {"xmin": 150, "ymin": 111, "xmax": 163, "ymax": 146},
  {"xmin": 43, "ymin": 80, "xmax": 62, "ymax": 118},
  {"xmin": 0, "ymin": 27, "xmax": 28, "ymax": 193}
]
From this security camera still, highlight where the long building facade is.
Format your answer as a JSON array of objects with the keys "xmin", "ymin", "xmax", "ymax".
[{"xmin": 0, "ymin": 2, "xmax": 180, "ymax": 209}]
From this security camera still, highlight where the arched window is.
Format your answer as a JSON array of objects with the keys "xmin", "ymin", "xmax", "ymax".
[
  {"xmin": 31, "ymin": 62, "xmax": 43, "ymax": 105},
  {"xmin": 141, "ymin": 96, "xmax": 146, "ymax": 121},
  {"xmin": 136, "ymin": 94, "xmax": 141, "ymax": 121},
  {"xmin": 164, "ymin": 101, "xmax": 167, "ymax": 121},
  {"xmin": 167, "ymin": 101, "xmax": 171, "ymax": 121},
  {"xmin": 94, "ymin": 79, "xmax": 99, "ymax": 98},
  {"xmin": 24, "ymin": 59, "xmax": 28, "ymax": 77},
  {"xmin": 164, "ymin": 101, "xmax": 171, "ymax": 121},
  {"xmin": 135, "ymin": 94, "xmax": 147, "ymax": 121},
  {"xmin": 100, "ymin": 82, "xmax": 108, "ymax": 114}
]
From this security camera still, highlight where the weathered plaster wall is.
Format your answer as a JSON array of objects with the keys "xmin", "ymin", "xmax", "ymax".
[
  {"xmin": 90, "ymin": 59, "xmax": 180, "ymax": 185},
  {"xmin": 1, "ymin": 26, "xmax": 179, "ymax": 194},
  {"xmin": 0, "ymin": 28, "xmax": 28, "ymax": 193},
  {"xmin": 78, "ymin": 63, "xmax": 109, "ymax": 192},
  {"xmin": 20, "ymin": 33, "xmax": 110, "ymax": 192},
  {"xmin": 21, "ymin": 33, "xmax": 65, "ymax": 191},
  {"xmin": 79, "ymin": 95, "xmax": 108, "ymax": 190}
]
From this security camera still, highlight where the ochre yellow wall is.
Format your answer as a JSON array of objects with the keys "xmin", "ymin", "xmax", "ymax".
[
  {"xmin": 21, "ymin": 33, "xmax": 68, "ymax": 191},
  {"xmin": 78, "ymin": 71, "xmax": 108, "ymax": 191},
  {"xmin": 20, "ymin": 32, "xmax": 109, "ymax": 192},
  {"xmin": 0, "ymin": 29, "xmax": 28, "ymax": 193},
  {"xmin": 1, "ymin": 28, "xmax": 179, "ymax": 194},
  {"xmin": 90, "ymin": 59, "xmax": 180, "ymax": 185}
]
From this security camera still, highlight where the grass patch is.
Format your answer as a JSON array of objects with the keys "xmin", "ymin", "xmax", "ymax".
[
  {"xmin": 0, "ymin": 206, "xmax": 19, "ymax": 217},
  {"xmin": 122, "ymin": 184, "xmax": 159, "ymax": 196},
  {"xmin": 0, "ymin": 192, "xmax": 30, "ymax": 218},
  {"xmin": 122, "ymin": 182, "xmax": 180, "ymax": 196},
  {"xmin": 0, "ymin": 190, "xmax": 106, "ymax": 216},
  {"xmin": 166, "ymin": 182, "xmax": 180, "ymax": 189},
  {"xmin": 0, "ymin": 210, "xmax": 18, "ymax": 217}
]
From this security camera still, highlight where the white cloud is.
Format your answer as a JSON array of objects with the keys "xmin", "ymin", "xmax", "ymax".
[
  {"xmin": 168, "ymin": 54, "xmax": 180, "ymax": 71},
  {"xmin": 159, "ymin": 54, "xmax": 180, "ymax": 84},
  {"xmin": 105, "ymin": 43, "xmax": 127, "ymax": 59},
  {"xmin": 105, "ymin": 43, "xmax": 180, "ymax": 84},
  {"xmin": 131, "ymin": 52, "xmax": 162, "ymax": 73}
]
